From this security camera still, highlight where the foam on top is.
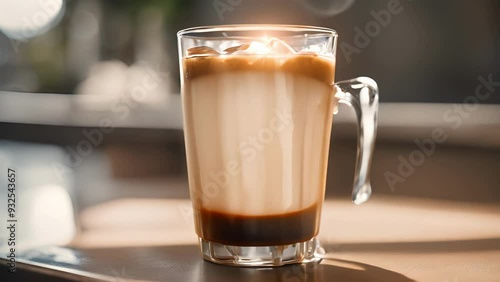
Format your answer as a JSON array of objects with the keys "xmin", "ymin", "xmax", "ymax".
[{"xmin": 183, "ymin": 39, "xmax": 335, "ymax": 84}]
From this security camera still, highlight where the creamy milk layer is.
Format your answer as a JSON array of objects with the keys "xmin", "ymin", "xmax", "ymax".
[{"xmin": 182, "ymin": 54, "xmax": 336, "ymax": 215}]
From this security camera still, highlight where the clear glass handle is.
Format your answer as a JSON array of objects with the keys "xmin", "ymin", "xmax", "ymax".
[{"xmin": 334, "ymin": 77, "xmax": 379, "ymax": 204}]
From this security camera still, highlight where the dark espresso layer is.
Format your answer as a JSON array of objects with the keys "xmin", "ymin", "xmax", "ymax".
[
  {"xmin": 195, "ymin": 204, "xmax": 320, "ymax": 246},
  {"xmin": 183, "ymin": 54, "xmax": 336, "ymax": 84}
]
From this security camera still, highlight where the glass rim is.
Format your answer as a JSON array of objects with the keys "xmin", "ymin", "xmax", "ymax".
[{"xmin": 177, "ymin": 24, "xmax": 338, "ymax": 39}]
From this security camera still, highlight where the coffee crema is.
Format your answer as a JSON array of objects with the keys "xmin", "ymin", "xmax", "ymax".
[
  {"xmin": 183, "ymin": 54, "xmax": 336, "ymax": 85},
  {"xmin": 182, "ymin": 49, "xmax": 336, "ymax": 246}
]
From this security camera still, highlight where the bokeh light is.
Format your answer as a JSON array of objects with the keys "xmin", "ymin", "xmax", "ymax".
[
  {"xmin": 0, "ymin": 0, "xmax": 65, "ymax": 41},
  {"xmin": 295, "ymin": 0, "xmax": 355, "ymax": 16}
]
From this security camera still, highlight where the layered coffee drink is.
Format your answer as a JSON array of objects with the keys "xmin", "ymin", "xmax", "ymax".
[{"xmin": 181, "ymin": 39, "xmax": 336, "ymax": 246}]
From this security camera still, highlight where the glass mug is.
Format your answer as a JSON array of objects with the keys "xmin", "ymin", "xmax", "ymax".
[{"xmin": 177, "ymin": 25, "xmax": 378, "ymax": 267}]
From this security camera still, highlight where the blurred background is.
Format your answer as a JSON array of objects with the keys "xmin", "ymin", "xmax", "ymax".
[
  {"xmin": 1, "ymin": 0, "xmax": 499, "ymax": 102},
  {"xmin": 0, "ymin": 0, "xmax": 499, "ymax": 252}
]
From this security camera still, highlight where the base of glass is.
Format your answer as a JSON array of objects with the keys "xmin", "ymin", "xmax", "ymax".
[{"xmin": 199, "ymin": 237, "xmax": 323, "ymax": 267}]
